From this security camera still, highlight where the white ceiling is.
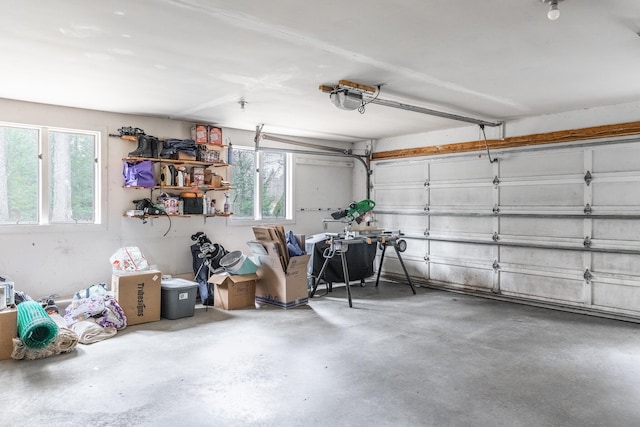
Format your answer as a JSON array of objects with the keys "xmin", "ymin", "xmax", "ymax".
[{"xmin": 1, "ymin": 0, "xmax": 640, "ymax": 143}]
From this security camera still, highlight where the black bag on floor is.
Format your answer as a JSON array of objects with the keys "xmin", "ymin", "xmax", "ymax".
[{"xmin": 190, "ymin": 232, "xmax": 228, "ymax": 305}]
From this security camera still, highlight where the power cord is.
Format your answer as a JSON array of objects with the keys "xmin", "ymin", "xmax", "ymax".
[
  {"xmin": 479, "ymin": 124, "xmax": 498, "ymax": 163},
  {"xmin": 358, "ymin": 85, "xmax": 381, "ymax": 114}
]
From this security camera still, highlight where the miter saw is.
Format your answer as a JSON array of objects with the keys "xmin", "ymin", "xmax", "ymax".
[{"xmin": 330, "ymin": 199, "xmax": 376, "ymax": 224}]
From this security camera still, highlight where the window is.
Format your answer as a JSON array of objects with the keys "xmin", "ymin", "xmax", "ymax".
[
  {"xmin": 0, "ymin": 123, "xmax": 100, "ymax": 225},
  {"xmin": 230, "ymin": 146, "xmax": 292, "ymax": 221}
]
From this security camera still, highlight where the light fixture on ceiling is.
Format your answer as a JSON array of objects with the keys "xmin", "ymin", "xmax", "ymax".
[
  {"xmin": 541, "ymin": 0, "xmax": 564, "ymax": 21},
  {"xmin": 329, "ymin": 89, "xmax": 363, "ymax": 111},
  {"xmin": 238, "ymin": 99, "xmax": 247, "ymax": 112}
]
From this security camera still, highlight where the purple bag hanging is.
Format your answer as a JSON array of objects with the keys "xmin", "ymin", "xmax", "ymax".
[{"xmin": 123, "ymin": 160, "xmax": 155, "ymax": 188}]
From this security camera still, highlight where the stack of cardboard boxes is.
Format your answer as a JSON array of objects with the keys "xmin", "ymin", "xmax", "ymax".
[{"xmin": 208, "ymin": 226, "xmax": 311, "ymax": 310}]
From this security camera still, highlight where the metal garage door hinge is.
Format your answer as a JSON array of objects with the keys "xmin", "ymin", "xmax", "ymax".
[
  {"xmin": 583, "ymin": 236, "xmax": 592, "ymax": 248},
  {"xmin": 584, "ymin": 171, "xmax": 592, "ymax": 186},
  {"xmin": 493, "ymin": 176, "xmax": 500, "ymax": 186},
  {"xmin": 492, "ymin": 232, "xmax": 500, "ymax": 241},
  {"xmin": 493, "ymin": 205, "xmax": 500, "ymax": 215},
  {"xmin": 584, "ymin": 204, "xmax": 592, "ymax": 215},
  {"xmin": 424, "ymin": 229, "xmax": 430, "ymax": 236},
  {"xmin": 424, "ymin": 180, "xmax": 430, "ymax": 188},
  {"xmin": 492, "ymin": 260, "xmax": 500, "ymax": 271},
  {"xmin": 583, "ymin": 269, "xmax": 593, "ymax": 283}
]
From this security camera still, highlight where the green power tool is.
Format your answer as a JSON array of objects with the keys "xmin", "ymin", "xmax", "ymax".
[{"xmin": 331, "ymin": 199, "xmax": 375, "ymax": 224}]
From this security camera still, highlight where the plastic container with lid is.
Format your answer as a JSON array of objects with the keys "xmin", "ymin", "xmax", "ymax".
[{"xmin": 160, "ymin": 278, "xmax": 198, "ymax": 319}]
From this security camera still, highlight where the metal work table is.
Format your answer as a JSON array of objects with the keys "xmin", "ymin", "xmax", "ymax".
[{"xmin": 311, "ymin": 233, "xmax": 416, "ymax": 307}]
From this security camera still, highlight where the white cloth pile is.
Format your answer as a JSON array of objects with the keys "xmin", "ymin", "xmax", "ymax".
[{"xmin": 63, "ymin": 284, "xmax": 127, "ymax": 344}]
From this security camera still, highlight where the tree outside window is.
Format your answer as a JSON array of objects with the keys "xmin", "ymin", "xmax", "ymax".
[
  {"xmin": 0, "ymin": 126, "xmax": 38, "ymax": 224},
  {"xmin": 0, "ymin": 124, "xmax": 99, "ymax": 225},
  {"xmin": 230, "ymin": 146, "xmax": 290, "ymax": 220},
  {"xmin": 49, "ymin": 131, "xmax": 96, "ymax": 223}
]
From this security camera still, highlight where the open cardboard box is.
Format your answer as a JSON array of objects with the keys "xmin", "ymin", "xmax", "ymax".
[
  {"xmin": 248, "ymin": 243, "xmax": 310, "ymax": 309},
  {"xmin": 208, "ymin": 273, "xmax": 258, "ymax": 310},
  {"xmin": 249, "ymin": 227, "xmax": 309, "ymax": 308},
  {"xmin": 255, "ymin": 254, "xmax": 310, "ymax": 309}
]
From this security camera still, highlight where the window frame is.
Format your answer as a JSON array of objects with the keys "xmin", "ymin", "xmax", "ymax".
[
  {"xmin": 0, "ymin": 121, "xmax": 105, "ymax": 233},
  {"xmin": 229, "ymin": 145, "xmax": 294, "ymax": 225}
]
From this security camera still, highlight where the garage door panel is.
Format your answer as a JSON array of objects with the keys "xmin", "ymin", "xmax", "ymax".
[
  {"xmin": 375, "ymin": 213, "xmax": 427, "ymax": 235},
  {"xmin": 592, "ymin": 253, "xmax": 640, "ymax": 276},
  {"xmin": 592, "ymin": 282, "xmax": 640, "ymax": 313},
  {"xmin": 593, "ymin": 145, "xmax": 640, "ymax": 173},
  {"xmin": 400, "ymin": 239, "xmax": 428, "ymax": 258},
  {"xmin": 430, "ymin": 159, "xmax": 492, "ymax": 181},
  {"xmin": 430, "ymin": 263, "xmax": 493, "ymax": 289},
  {"xmin": 430, "ymin": 216, "xmax": 493, "ymax": 234},
  {"xmin": 373, "ymin": 140, "xmax": 640, "ymax": 320},
  {"xmin": 430, "ymin": 187, "xmax": 493, "ymax": 206},
  {"xmin": 374, "ymin": 161, "xmax": 428, "ymax": 183},
  {"xmin": 500, "ymin": 217, "xmax": 583, "ymax": 239},
  {"xmin": 592, "ymin": 219, "xmax": 640, "ymax": 241},
  {"xmin": 376, "ymin": 187, "xmax": 427, "ymax": 209},
  {"xmin": 380, "ymin": 255, "xmax": 427, "ymax": 280},
  {"xmin": 500, "ymin": 247, "xmax": 583, "ymax": 270},
  {"xmin": 501, "ymin": 273, "xmax": 583, "ymax": 303},
  {"xmin": 593, "ymin": 182, "xmax": 640, "ymax": 206},
  {"xmin": 500, "ymin": 183, "xmax": 583, "ymax": 207},
  {"xmin": 430, "ymin": 241, "xmax": 493, "ymax": 261},
  {"xmin": 500, "ymin": 151, "xmax": 583, "ymax": 177}
]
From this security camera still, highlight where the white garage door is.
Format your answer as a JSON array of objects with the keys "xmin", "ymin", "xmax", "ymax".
[{"xmin": 373, "ymin": 140, "xmax": 640, "ymax": 320}]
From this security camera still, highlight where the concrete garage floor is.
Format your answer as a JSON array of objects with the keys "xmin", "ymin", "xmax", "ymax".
[{"xmin": 1, "ymin": 281, "xmax": 639, "ymax": 427}]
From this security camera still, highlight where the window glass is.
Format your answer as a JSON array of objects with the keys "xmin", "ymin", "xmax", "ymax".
[
  {"xmin": 230, "ymin": 146, "xmax": 290, "ymax": 221},
  {"xmin": 231, "ymin": 147, "xmax": 256, "ymax": 218},
  {"xmin": 0, "ymin": 123, "xmax": 99, "ymax": 226},
  {"xmin": 261, "ymin": 151, "xmax": 286, "ymax": 219},
  {"xmin": 0, "ymin": 126, "xmax": 39, "ymax": 224},
  {"xmin": 49, "ymin": 131, "xmax": 96, "ymax": 223}
]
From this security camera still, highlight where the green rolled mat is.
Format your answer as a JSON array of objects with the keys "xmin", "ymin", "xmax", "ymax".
[{"xmin": 17, "ymin": 300, "xmax": 59, "ymax": 349}]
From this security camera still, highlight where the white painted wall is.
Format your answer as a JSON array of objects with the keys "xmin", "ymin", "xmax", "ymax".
[{"xmin": 0, "ymin": 99, "xmax": 354, "ymax": 299}]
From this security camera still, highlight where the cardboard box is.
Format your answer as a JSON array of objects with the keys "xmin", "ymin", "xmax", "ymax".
[
  {"xmin": 255, "ymin": 254, "xmax": 310, "ymax": 309},
  {"xmin": 204, "ymin": 171, "xmax": 223, "ymax": 187},
  {"xmin": 252, "ymin": 225, "xmax": 290, "ymax": 268},
  {"xmin": 208, "ymin": 273, "xmax": 258, "ymax": 310},
  {"xmin": 252, "ymin": 226, "xmax": 279, "ymax": 242},
  {"xmin": 192, "ymin": 167, "xmax": 205, "ymax": 186},
  {"xmin": 248, "ymin": 239, "xmax": 286, "ymax": 271},
  {"xmin": 0, "ymin": 308, "xmax": 17, "ymax": 360},
  {"xmin": 174, "ymin": 151, "xmax": 197, "ymax": 161},
  {"xmin": 208, "ymin": 126, "xmax": 222, "ymax": 145},
  {"xmin": 111, "ymin": 270, "xmax": 161, "ymax": 326},
  {"xmin": 191, "ymin": 124, "xmax": 208, "ymax": 144}
]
